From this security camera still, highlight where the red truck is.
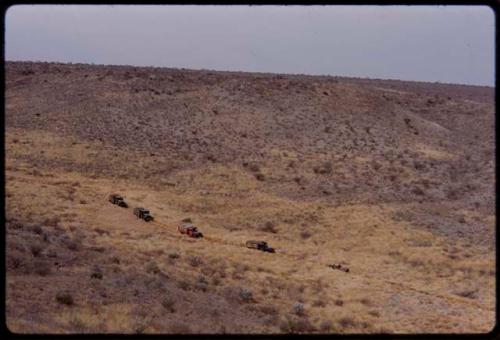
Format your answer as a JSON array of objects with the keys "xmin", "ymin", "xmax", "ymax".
[{"xmin": 178, "ymin": 221, "xmax": 203, "ymax": 238}]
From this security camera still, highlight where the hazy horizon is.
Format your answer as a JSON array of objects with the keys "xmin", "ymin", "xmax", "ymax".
[{"xmin": 5, "ymin": 5, "xmax": 495, "ymax": 86}]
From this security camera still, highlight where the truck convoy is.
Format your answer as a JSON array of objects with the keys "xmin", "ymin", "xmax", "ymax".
[{"xmin": 110, "ymin": 195, "xmax": 277, "ymax": 253}]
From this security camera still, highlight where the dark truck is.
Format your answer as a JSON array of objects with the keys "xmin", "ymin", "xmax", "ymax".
[
  {"xmin": 133, "ymin": 207, "xmax": 154, "ymax": 222},
  {"xmin": 108, "ymin": 194, "xmax": 128, "ymax": 208},
  {"xmin": 328, "ymin": 264, "xmax": 349, "ymax": 273},
  {"xmin": 245, "ymin": 240, "xmax": 275, "ymax": 253}
]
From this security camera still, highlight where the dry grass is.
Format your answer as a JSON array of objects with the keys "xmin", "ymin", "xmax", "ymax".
[
  {"xmin": 6, "ymin": 131, "xmax": 495, "ymax": 334},
  {"xmin": 5, "ymin": 62, "xmax": 495, "ymax": 334}
]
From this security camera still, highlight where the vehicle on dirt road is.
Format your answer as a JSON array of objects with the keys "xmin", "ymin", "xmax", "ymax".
[
  {"xmin": 328, "ymin": 263, "xmax": 349, "ymax": 273},
  {"xmin": 108, "ymin": 194, "xmax": 128, "ymax": 208},
  {"xmin": 178, "ymin": 222, "xmax": 203, "ymax": 238},
  {"xmin": 133, "ymin": 207, "xmax": 154, "ymax": 222},
  {"xmin": 245, "ymin": 240, "xmax": 275, "ymax": 253}
]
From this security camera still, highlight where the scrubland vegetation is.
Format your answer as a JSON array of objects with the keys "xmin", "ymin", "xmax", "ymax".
[{"xmin": 5, "ymin": 61, "xmax": 495, "ymax": 333}]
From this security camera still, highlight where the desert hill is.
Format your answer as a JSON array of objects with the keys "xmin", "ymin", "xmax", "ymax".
[{"xmin": 5, "ymin": 61, "xmax": 495, "ymax": 333}]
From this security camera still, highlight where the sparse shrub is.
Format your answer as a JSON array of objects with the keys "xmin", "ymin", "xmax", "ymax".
[
  {"xmin": 33, "ymin": 260, "xmax": 51, "ymax": 276},
  {"xmin": 111, "ymin": 265, "xmax": 121, "ymax": 273},
  {"xmin": 79, "ymin": 199, "xmax": 87, "ymax": 205},
  {"xmin": 197, "ymin": 275, "xmax": 208, "ymax": 284},
  {"xmin": 300, "ymin": 231, "xmax": 312, "ymax": 239},
  {"xmin": 255, "ymin": 173, "xmax": 265, "ymax": 181},
  {"xmin": 248, "ymin": 163, "xmax": 260, "ymax": 172},
  {"xmin": 90, "ymin": 265, "xmax": 103, "ymax": 279},
  {"xmin": 279, "ymin": 319, "xmax": 292, "ymax": 333},
  {"xmin": 69, "ymin": 316, "xmax": 86, "ymax": 332},
  {"xmin": 224, "ymin": 286, "xmax": 254, "ymax": 303},
  {"xmin": 188, "ymin": 256, "xmax": 203, "ymax": 267},
  {"xmin": 312, "ymin": 300, "xmax": 326, "ymax": 307},
  {"xmin": 231, "ymin": 262, "xmax": 249, "ymax": 280},
  {"xmin": 338, "ymin": 317, "xmax": 356, "ymax": 329},
  {"xmin": 44, "ymin": 216, "xmax": 61, "ymax": 227},
  {"xmin": 195, "ymin": 275, "xmax": 209, "ymax": 292},
  {"xmin": 55, "ymin": 291, "xmax": 74, "ymax": 305},
  {"xmin": 177, "ymin": 280, "xmax": 191, "ymax": 291},
  {"xmin": 9, "ymin": 221, "xmax": 24, "ymax": 230},
  {"xmin": 30, "ymin": 242, "xmax": 44, "ymax": 257},
  {"xmin": 162, "ymin": 297, "xmax": 176, "ymax": 313},
  {"xmin": 93, "ymin": 228, "xmax": 110, "ymax": 236},
  {"xmin": 30, "ymin": 225, "xmax": 43, "ymax": 235},
  {"xmin": 359, "ymin": 298, "xmax": 372, "ymax": 306},
  {"xmin": 61, "ymin": 237, "xmax": 80, "ymax": 251},
  {"xmin": 7, "ymin": 250, "xmax": 25, "ymax": 270},
  {"xmin": 211, "ymin": 275, "xmax": 221, "ymax": 286},
  {"xmin": 168, "ymin": 322, "xmax": 192, "ymax": 334},
  {"xmin": 42, "ymin": 232, "xmax": 51, "ymax": 243},
  {"xmin": 195, "ymin": 281, "xmax": 208, "ymax": 292},
  {"xmin": 45, "ymin": 248, "xmax": 57, "ymax": 258},
  {"xmin": 133, "ymin": 322, "xmax": 148, "ymax": 334},
  {"xmin": 368, "ymin": 310, "xmax": 380, "ymax": 317},
  {"xmin": 110, "ymin": 256, "xmax": 120, "ymax": 264},
  {"xmin": 168, "ymin": 252, "xmax": 180, "ymax": 260},
  {"xmin": 258, "ymin": 304, "xmax": 279, "ymax": 316},
  {"xmin": 408, "ymin": 238, "xmax": 432, "ymax": 247},
  {"xmin": 413, "ymin": 161, "xmax": 426, "ymax": 171},
  {"xmin": 411, "ymin": 187, "xmax": 425, "ymax": 196},
  {"xmin": 446, "ymin": 186, "xmax": 460, "ymax": 200},
  {"xmin": 313, "ymin": 162, "xmax": 333, "ymax": 175},
  {"xmin": 292, "ymin": 302, "xmax": 305, "ymax": 316},
  {"xmin": 455, "ymin": 289, "xmax": 478, "ymax": 299},
  {"xmin": 334, "ymin": 299, "xmax": 344, "ymax": 307},
  {"xmin": 280, "ymin": 317, "xmax": 316, "ymax": 333},
  {"xmin": 319, "ymin": 320, "xmax": 334, "ymax": 332},
  {"xmin": 146, "ymin": 260, "xmax": 160, "ymax": 274},
  {"xmin": 408, "ymin": 259, "xmax": 425, "ymax": 267},
  {"xmin": 239, "ymin": 288, "xmax": 254, "ymax": 303},
  {"xmin": 261, "ymin": 221, "xmax": 278, "ymax": 233}
]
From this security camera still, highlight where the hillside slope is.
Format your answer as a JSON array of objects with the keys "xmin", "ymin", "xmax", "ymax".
[{"xmin": 5, "ymin": 61, "xmax": 495, "ymax": 333}]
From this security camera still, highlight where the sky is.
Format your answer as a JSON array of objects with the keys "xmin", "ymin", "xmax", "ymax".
[{"xmin": 5, "ymin": 5, "xmax": 495, "ymax": 86}]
